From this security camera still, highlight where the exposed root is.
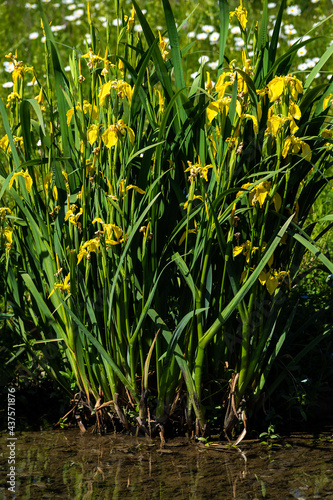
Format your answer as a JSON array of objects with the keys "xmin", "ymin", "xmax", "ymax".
[{"xmin": 223, "ymin": 373, "xmax": 247, "ymax": 446}]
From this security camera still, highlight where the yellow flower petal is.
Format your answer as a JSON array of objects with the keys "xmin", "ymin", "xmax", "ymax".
[
  {"xmin": 126, "ymin": 184, "xmax": 145, "ymax": 194},
  {"xmin": 125, "ymin": 125, "xmax": 135, "ymax": 144},
  {"xmin": 272, "ymin": 192, "xmax": 282, "ymax": 212},
  {"xmin": 207, "ymin": 102, "xmax": 220, "ymax": 123},
  {"xmin": 233, "ymin": 245, "xmax": 244, "ymax": 257},
  {"xmin": 267, "ymin": 77, "xmax": 285, "ymax": 102},
  {"xmin": 98, "ymin": 81, "xmax": 113, "ymax": 106},
  {"xmin": 66, "ymin": 107, "xmax": 75, "ymax": 126},
  {"xmin": 102, "ymin": 126, "xmax": 118, "ymax": 149},
  {"xmin": 87, "ymin": 124, "xmax": 99, "ymax": 145},
  {"xmin": 323, "ymin": 93, "xmax": 333, "ymax": 111},
  {"xmin": 266, "ymin": 275, "xmax": 279, "ymax": 295},
  {"xmin": 92, "ymin": 217, "xmax": 105, "ymax": 225}
]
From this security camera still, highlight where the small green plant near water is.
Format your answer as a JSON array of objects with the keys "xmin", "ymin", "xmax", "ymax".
[
  {"xmin": 197, "ymin": 436, "xmax": 214, "ymax": 447},
  {"xmin": 259, "ymin": 424, "xmax": 281, "ymax": 447},
  {"xmin": 1, "ymin": 0, "xmax": 333, "ymax": 441}
]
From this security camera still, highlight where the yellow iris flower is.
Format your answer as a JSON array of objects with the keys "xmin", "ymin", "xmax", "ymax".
[
  {"xmin": 229, "ymin": 2, "xmax": 248, "ymax": 31},
  {"xmin": 237, "ymin": 181, "xmax": 281, "ymax": 211},
  {"xmin": 77, "ymin": 237, "xmax": 101, "ymax": 264},
  {"xmin": 91, "ymin": 218, "xmax": 127, "ymax": 248},
  {"xmin": 66, "ymin": 100, "xmax": 99, "ymax": 126},
  {"xmin": 259, "ymin": 269, "xmax": 291, "ymax": 295},
  {"xmin": 0, "ymin": 224, "xmax": 13, "ymax": 253},
  {"xmin": 215, "ymin": 72, "xmax": 234, "ymax": 98},
  {"xmin": 0, "ymin": 207, "xmax": 12, "ymax": 221},
  {"xmin": 98, "ymin": 80, "xmax": 133, "ymax": 106},
  {"xmin": 64, "ymin": 205, "xmax": 83, "ymax": 225},
  {"xmin": 9, "ymin": 171, "xmax": 33, "ymax": 193},
  {"xmin": 124, "ymin": 5, "xmax": 135, "ymax": 32},
  {"xmin": 81, "ymin": 48, "xmax": 105, "ymax": 69},
  {"xmin": 282, "ymin": 135, "xmax": 312, "ymax": 161},
  {"xmin": 48, "ymin": 273, "xmax": 71, "ymax": 298},
  {"xmin": 184, "ymin": 158, "xmax": 213, "ymax": 182},
  {"xmin": 102, "ymin": 120, "xmax": 135, "ymax": 149},
  {"xmin": 154, "ymin": 88, "xmax": 165, "ymax": 114},
  {"xmin": 267, "ymin": 75, "xmax": 303, "ymax": 102},
  {"xmin": 183, "ymin": 194, "xmax": 203, "ymax": 210},
  {"xmin": 207, "ymin": 96, "xmax": 244, "ymax": 124},
  {"xmin": 159, "ymin": 31, "xmax": 169, "ymax": 61},
  {"xmin": 5, "ymin": 51, "xmax": 33, "ymax": 84},
  {"xmin": 265, "ymin": 114, "xmax": 289, "ymax": 137}
]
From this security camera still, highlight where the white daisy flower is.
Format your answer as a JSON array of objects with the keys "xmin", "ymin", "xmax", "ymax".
[
  {"xmin": 285, "ymin": 27, "xmax": 297, "ymax": 35},
  {"xmin": 112, "ymin": 19, "xmax": 121, "ymax": 26},
  {"xmin": 297, "ymin": 47, "xmax": 307, "ymax": 56},
  {"xmin": 187, "ymin": 31, "xmax": 196, "ymax": 38},
  {"xmin": 209, "ymin": 32, "xmax": 220, "ymax": 43},
  {"xmin": 198, "ymin": 55, "xmax": 210, "ymax": 64},
  {"xmin": 68, "ymin": 4, "xmax": 76, "ymax": 10},
  {"xmin": 4, "ymin": 62, "xmax": 14, "ymax": 73},
  {"xmin": 196, "ymin": 33, "xmax": 208, "ymax": 40},
  {"xmin": 207, "ymin": 61, "xmax": 219, "ymax": 70},
  {"xmin": 64, "ymin": 65, "xmax": 71, "ymax": 71},
  {"xmin": 298, "ymin": 63, "xmax": 308, "ymax": 70},
  {"xmin": 305, "ymin": 58, "xmax": 316, "ymax": 68},
  {"xmin": 25, "ymin": 2, "xmax": 37, "ymax": 8},
  {"xmin": 3, "ymin": 82, "xmax": 14, "ymax": 88},
  {"xmin": 268, "ymin": 2, "xmax": 277, "ymax": 7},
  {"xmin": 286, "ymin": 5, "xmax": 302, "ymax": 15},
  {"xmin": 65, "ymin": 15, "xmax": 76, "ymax": 21},
  {"xmin": 29, "ymin": 32, "xmax": 39, "ymax": 40},
  {"xmin": 234, "ymin": 37, "xmax": 245, "ymax": 47},
  {"xmin": 134, "ymin": 25, "xmax": 143, "ymax": 32},
  {"xmin": 201, "ymin": 25, "xmax": 214, "ymax": 33},
  {"xmin": 73, "ymin": 9, "xmax": 84, "ymax": 18},
  {"xmin": 288, "ymin": 38, "xmax": 300, "ymax": 46},
  {"xmin": 51, "ymin": 25, "xmax": 66, "ymax": 32},
  {"xmin": 191, "ymin": 72, "xmax": 199, "ymax": 79},
  {"xmin": 231, "ymin": 26, "xmax": 241, "ymax": 35}
]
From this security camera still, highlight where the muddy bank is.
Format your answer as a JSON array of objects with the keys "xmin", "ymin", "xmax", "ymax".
[{"xmin": 1, "ymin": 429, "xmax": 333, "ymax": 499}]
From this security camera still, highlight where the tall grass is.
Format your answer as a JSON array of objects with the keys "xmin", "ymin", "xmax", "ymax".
[{"xmin": 1, "ymin": 0, "xmax": 333, "ymax": 439}]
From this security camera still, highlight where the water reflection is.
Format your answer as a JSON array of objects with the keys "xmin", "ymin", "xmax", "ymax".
[{"xmin": 0, "ymin": 429, "xmax": 333, "ymax": 499}]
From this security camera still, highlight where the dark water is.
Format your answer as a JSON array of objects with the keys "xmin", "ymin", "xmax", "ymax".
[{"xmin": 1, "ymin": 429, "xmax": 333, "ymax": 499}]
